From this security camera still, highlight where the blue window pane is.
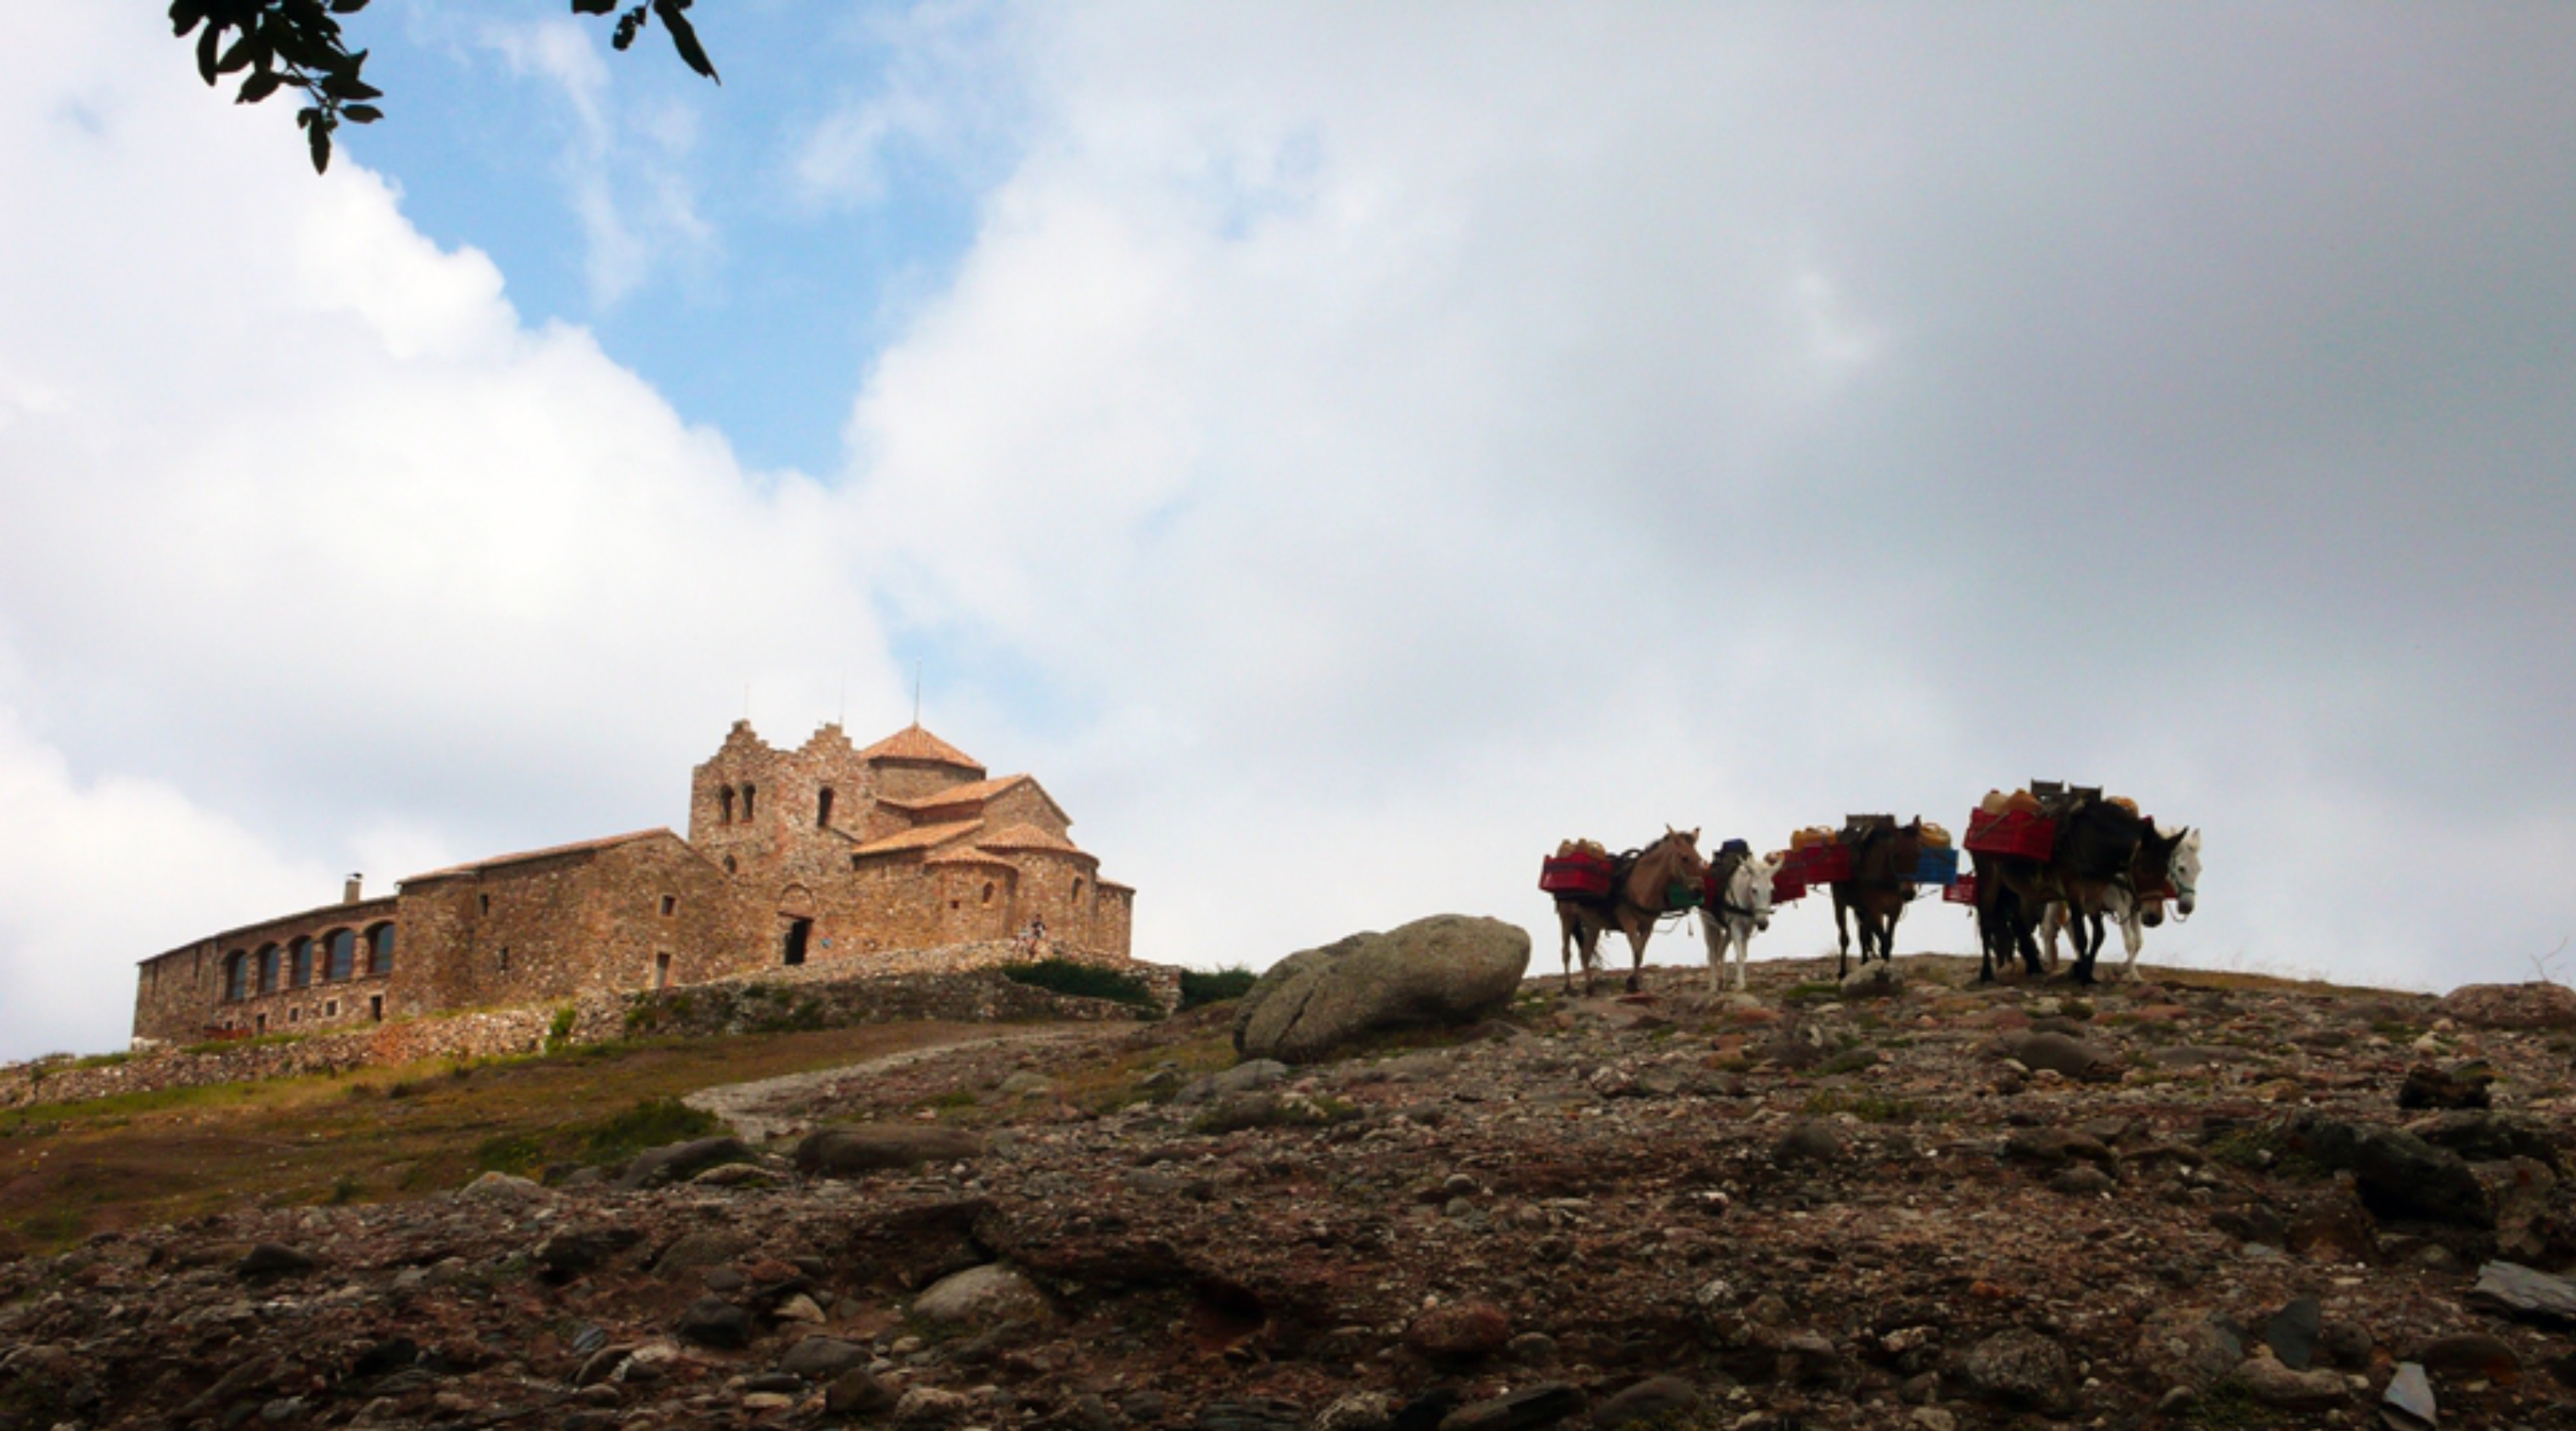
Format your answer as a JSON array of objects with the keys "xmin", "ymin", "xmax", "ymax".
[
  {"xmin": 227, "ymin": 953, "xmax": 248, "ymax": 1002},
  {"xmin": 368, "ymin": 923, "xmax": 395, "ymax": 974},
  {"xmin": 258, "ymin": 945, "xmax": 281, "ymax": 995},
  {"xmin": 328, "ymin": 929, "xmax": 356, "ymax": 981},
  {"xmin": 291, "ymin": 938, "xmax": 311, "ymax": 989}
]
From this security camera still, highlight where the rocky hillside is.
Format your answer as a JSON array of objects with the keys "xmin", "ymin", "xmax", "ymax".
[{"xmin": 8, "ymin": 954, "xmax": 2576, "ymax": 1431}]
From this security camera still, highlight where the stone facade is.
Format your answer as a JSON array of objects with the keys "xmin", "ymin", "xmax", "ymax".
[{"xmin": 130, "ymin": 723, "xmax": 1137, "ymax": 1046}]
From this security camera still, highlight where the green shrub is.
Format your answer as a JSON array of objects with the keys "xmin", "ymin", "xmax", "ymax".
[
  {"xmin": 1002, "ymin": 959, "xmax": 1160, "ymax": 1010},
  {"xmin": 544, "ymin": 1005, "xmax": 579, "ymax": 1054},
  {"xmin": 1179, "ymin": 966, "xmax": 1259, "ymax": 1010},
  {"xmin": 575, "ymin": 1097, "xmax": 724, "ymax": 1166},
  {"xmin": 473, "ymin": 1132, "xmax": 546, "ymax": 1176}
]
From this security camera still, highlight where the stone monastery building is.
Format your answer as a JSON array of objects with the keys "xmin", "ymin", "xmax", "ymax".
[{"xmin": 131, "ymin": 722, "xmax": 1136, "ymax": 1045}]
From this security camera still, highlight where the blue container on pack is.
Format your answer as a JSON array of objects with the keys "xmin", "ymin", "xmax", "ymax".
[{"xmin": 1912, "ymin": 846, "xmax": 1959, "ymax": 886}]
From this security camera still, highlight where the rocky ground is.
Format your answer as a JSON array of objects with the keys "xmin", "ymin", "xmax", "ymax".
[{"xmin": 10, "ymin": 953, "xmax": 2576, "ymax": 1431}]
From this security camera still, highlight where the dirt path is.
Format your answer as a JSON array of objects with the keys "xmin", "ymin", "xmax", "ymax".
[{"xmin": 681, "ymin": 1024, "xmax": 1123, "ymax": 1142}]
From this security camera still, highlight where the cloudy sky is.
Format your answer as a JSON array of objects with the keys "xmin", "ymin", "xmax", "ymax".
[{"xmin": 3, "ymin": 3, "xmax": 2570, "ymax": 1061}]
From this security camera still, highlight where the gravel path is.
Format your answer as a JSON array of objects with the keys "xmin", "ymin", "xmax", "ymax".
[{"xmin": 682, "ymin": 1024, "xmax": 1121, "ymax": 1142}]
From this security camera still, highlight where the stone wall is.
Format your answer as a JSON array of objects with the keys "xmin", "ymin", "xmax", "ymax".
[
  {"xmin": 133, "ymin": 895, "xmax": 403, "ymax": 1045},
  {"xmin": 10, "ymin": 955, "xmax": 1181, "ymax": 1113},
  {"xmin": 391, "ymin": 834, "xmax": 729, "ymax": 1019}
]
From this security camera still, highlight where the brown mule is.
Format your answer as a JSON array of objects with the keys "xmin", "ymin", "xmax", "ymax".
[{"xmin": 1554, "ymin": 827, "xmax": 1705, "ymax": 996}]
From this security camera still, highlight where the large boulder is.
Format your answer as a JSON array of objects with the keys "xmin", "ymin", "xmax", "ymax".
[
  {"xmin": 2438, "ymin": 982, "xmax": 2576, "ymax": 1030},
  {"xmin": 792, "ymin": 1125, "xmax": 985, "ymax": 1178},
  {"xmin": 2282, "ymin": 1114, "xmax": 2494, "ymax": 1228},
  {"xmin": 1233, "ymin": 915, "xmax": 1530, "ymax": 1063}
]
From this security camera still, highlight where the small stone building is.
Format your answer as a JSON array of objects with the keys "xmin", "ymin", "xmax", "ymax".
[{"xmin": 131, "ymin": 722, "xmax": 1136, "ymax": 1045}]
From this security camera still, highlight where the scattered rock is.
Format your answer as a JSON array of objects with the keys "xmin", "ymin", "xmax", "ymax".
[
  {"xmin": 2467, "ymin": 1260, "xmax": 2576, "ymax": 1326},
  {"xmin": 826, "ymin": 1369, "xmax": 899, "ymax": 1416},
  {"xmin": 1437, "ymin": 1383, "xmax": 1584, "ymax": 1431},
  {"xmin": 2262, "ymin": 1295, "xmax": 2322, "ymax": 1371},
  {"xmin": 1998, "ymin": 1031, "xmax": 2120, "ymax": 1081},
  {"xmin": 2233, "ymin": 1350, "xmax": 2351, "ymax": 1410},
  {"xmin": 2383, "ymin": 1361, "xmax": 2436, "ymax": 1430},
  {"xmin": 2416, "ymin": 1330, "xmax": 2520, "ymax": 1382},
  {"xmin": 1196, "ymin": 1400, "xmax": 1304, "ymax": 1431},
  {"xmin": 1406, "ymin": 1301, "xmax": 1512, "ymax": 1360},
  {"xmin": 792, "ymin": 1124, "xmax": 986, "ymax": 1176},
  {"xmin": 1233, "ymin": 915, "xmax": 1531, "ymax": 1063},
  {"xmin": 617, "ymin": 1136, "xmax": 756, "ymax": 1190},
  {"xmin": 673, "ymin": 1296, "xmax": 751, "ymax": 1349},
  {"xmin": 1772, "ymin": 1120, "xmax": 1845, "ymax": 1164},
  {"xmin": 910, "ymin": 1263, "xmax": 1050, "ymax": 1327},
  {"xmin": 780, "ymin": 1335, "xmax": 869, "ymax": 1380},
  {"xmin": 2399, "ymin": 1062, "xmax": 2496, "ymax": 1110},
  {"xmin": 232, "ymin": 1243, "xmax": 317, "ymax": 1279},
  {"xmin": 1957, "ymin": 1327, "xmax": 2075, "ymax": 1413},
  {"xmin": 1588, "ymin": 1376, "xmax": 1694, "ymax": 1431}
]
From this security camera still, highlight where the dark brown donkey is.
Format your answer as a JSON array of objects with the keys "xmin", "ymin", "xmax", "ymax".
[
  {"xmin": 1976, "ymin": 797, "xmax": 2155, "ymax": 985},
  {"xmin": 1828, "ymin": 816, "xmax": 1924, "ymax": 979},
  {"xmin": 1555, "ymin": 827, "xmax": 1706, "ymax": 996}
]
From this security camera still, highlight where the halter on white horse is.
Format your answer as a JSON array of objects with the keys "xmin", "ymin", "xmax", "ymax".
[
  {"xmin": 2041, "ymin": 826, "xmax": 2201, "ymax": 978},
  {"xmin": 1700, "ymin": 850, "xmax": 1780, "ymax": 992}
]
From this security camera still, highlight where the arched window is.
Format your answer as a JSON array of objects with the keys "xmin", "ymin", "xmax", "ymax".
[
  {"xmin": 1072, "ymin": 877, "xmax": 1086, "ymax": 903},
  {"xmin": 328, "ymin": 929, "xmax": 356, "ymax": 981},
  {"xmin": 225, "ymin": 951, "xmax": 249, "ymax": 1002},
  {"xmin": 289, "ymin": 937, "xmax": 312, "ymax": 989},
  {"xmin": 818, "ymin": 787, "xmax": 835, "ymax": 828},
  {"xmin": 257, "ymin": 943, "xmax": 282, "ymax": 995},
  {"xmin": 742, "ymin": 783, "xmax": 757, "ymax": 820},
  {"xmin": 366, "ymin": 923, "xmax": 396, "ymax": 975},
  {"xmin": 720, "ymin": 786, "xmax": 735, "ymax": 824},
  {"xmin": 982, "ymin": 881, "xmax": 996, "ymax": 906}
]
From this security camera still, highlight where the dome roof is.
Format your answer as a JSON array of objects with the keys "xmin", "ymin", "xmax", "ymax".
[{"xmin": 854, "ymin": 723, "xmax": 983, "ymax": 771}]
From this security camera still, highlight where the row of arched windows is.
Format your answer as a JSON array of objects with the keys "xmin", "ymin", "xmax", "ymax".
[
  {"xmin": 715, "ymin": 783, "xmax": 843, "ymax": 828},
  {"xmin": 222, "ymin": 923, "xmax": 395, "ymax": 1002}
]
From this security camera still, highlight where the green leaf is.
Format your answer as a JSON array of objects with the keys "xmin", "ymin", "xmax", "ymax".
[
  {"xmin": 305, "ymin": 110, "xmax": 333, "ymax": 173},
  {"xmin": 170, "ymin": 1, "xmax": 208, "ymax": 38},
  {"xmin": 216, "ymin": 30, "xmax": 256, "ymax": 74},
  {"xmin": 237, "ymin": 69, "xmax": 284, "ymax": 104},
  {"xmin": 342, "ymin": 103, "xmax": 382, "ymax": 124},
  {"xmin": 654, "ymin": 0, "xmax": 719, "ymax": 82},
  {"xmin": 329, "ymin": 0, "xmax": 372, "ymax": 13},
  {"xmin": 570, "ymin": 0, "xmax": 617, "ymax": 14},
  {"xmin": 195, "ymin": 22, "xmax": 222, "ymax": 84},
  {"xmin": 612, "ymin": 8, "xmax": 643, "ymax": 51},
  {"xmin": 319, "ymin": 70, "xmax": 382, "ymax": 102}
]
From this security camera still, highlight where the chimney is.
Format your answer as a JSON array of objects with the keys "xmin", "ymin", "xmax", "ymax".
[{"xmin": 344, "ymin": 873, "xmax": 363, "ymax": 905}]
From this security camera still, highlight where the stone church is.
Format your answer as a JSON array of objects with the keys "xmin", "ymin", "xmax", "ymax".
[{"xmin": 130, "ymin": 721, "xmax": 1136, "ymax": 1045}]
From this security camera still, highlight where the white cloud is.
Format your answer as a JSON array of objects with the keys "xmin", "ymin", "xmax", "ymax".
[
  {"xmin": 478, "ymin": 16, "xmax": 715, "ymax": 306},
  {"xmin": 0, "ymin": 705, "xmax": 330, "ymax": 1058}
]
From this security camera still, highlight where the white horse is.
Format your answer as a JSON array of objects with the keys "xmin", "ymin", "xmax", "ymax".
[
  {"xmin": 1698, "ymin": 850, "xmax": 1782, "ymax": 992},
  {"xmin": 2041, "ymin": 827, "xmax": 2201, "ymax": 979}
]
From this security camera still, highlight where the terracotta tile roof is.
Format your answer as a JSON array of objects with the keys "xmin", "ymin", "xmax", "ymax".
[
  {"xmin": 880, "ymin": 774, "xmax": 1033, "ymax": 812},
  {"xmin": 926, "ymin": 849, "xmax": 1017, "ymax": 868},
  {"xmin": 849, "ymin": 819, "xmax": 984, "ymax": 857},
  {"xmin": 402, "ymin": 829, "xmax": 675, "ymax": 882},
  {"xmin": 855, "ymin": 723, "xmax": 983, "ymax": 770},
  {"xmin": 974, "ymin": 822, "xmax": 1082, "ymax": 854}
]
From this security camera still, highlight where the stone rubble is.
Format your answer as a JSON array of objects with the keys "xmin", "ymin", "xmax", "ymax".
[{"xmin": 9, "ymin": 956, "xmax": 2576, "ymax": 1430}]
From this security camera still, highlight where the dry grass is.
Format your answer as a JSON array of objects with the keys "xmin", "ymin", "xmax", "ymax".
[{"xmin": 0, "ymin": 1020, "xmax": 1065, "ymax": 1257}]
